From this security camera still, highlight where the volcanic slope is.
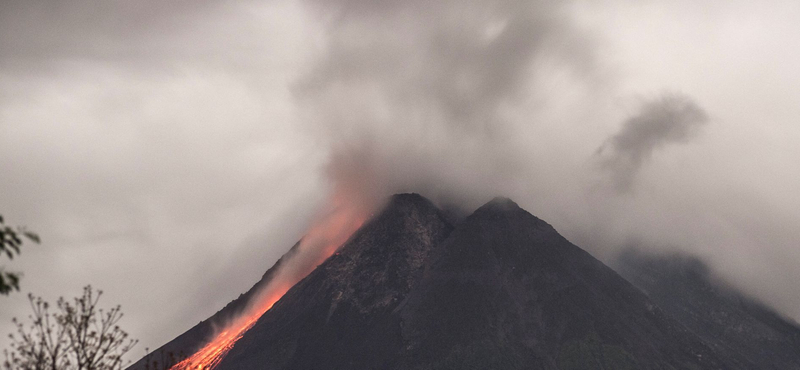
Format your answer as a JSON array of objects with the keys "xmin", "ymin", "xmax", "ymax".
[
  {"xmin": 211, "ymin": 194, "xmax": 728, "ymax": 370},
  {"xmin": 216, "ymin": 193, "xmax": 453, "ymax": 369},
  {"xmin": 615, "ymin": 251, "xmax": 800, "ymax": 370},
  {"xmin": 129, "ymin": 241, "xmax": 303, "ymax": 369},
  {"xmin": 139, "ymin": 193, "xmax": 800, "ymax": 369}
]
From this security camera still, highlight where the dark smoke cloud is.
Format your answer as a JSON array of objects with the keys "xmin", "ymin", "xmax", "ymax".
[
  {"xmin": 302, "ymin": 0, "xmax": 583, "ymax": 130},
  {"xmin": 296, "ymin": 0, "xmax": 800, "ymax": 329},
  {"xmin": 299, "ymin": 0, "xmax": 598, "ymax": 206},
  {"xmin": 596, "ymin": 93, "xmax": 709, "ymax": 192}
]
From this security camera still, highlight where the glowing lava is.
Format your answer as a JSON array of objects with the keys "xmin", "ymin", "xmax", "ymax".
[
  {"xmin": 170, "ymin": 194, "xmax": 369, "ymax": 370},
  {"xmin": 168, "ymin": 285, "xmax": 289, "ymax": 370}
]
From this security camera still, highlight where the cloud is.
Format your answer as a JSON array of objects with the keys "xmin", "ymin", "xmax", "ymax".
[
  {"xmin": 298, "ymin": 0, "xmax": 598, "ymax": 206},
  {"xmin": 0, "ymin": 0, "xmax": 328, "ymax": 356},
  {"xmin": 294, "ymin": 0, "xmax": 800, "ymax": 330},
  {"xmin": 596, "ymin": 93, "xmax": 709, "ymax": 192},
  {"xmin": 295, "ymin": 0, "xmax": 800, "ymax": 331}
]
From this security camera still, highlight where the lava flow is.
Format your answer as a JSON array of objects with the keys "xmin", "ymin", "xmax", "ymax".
[
  {"xmin": 170, "ymin": 194, "xmax": 369, "ymax": 370},
  {"xmin": 168, "ymin": 284, "xmax": 290, "ymax": 370}
]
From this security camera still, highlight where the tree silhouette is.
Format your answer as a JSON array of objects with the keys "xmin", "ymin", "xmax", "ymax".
[
  {"xmin": 0, "ymin": 215, "xmax": 39, "ymax": 295},
  {"xmin": 3, "ymin": 286, "xmax": 137, "ymax": 370}
]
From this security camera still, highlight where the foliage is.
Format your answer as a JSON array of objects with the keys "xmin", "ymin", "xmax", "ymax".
[
  {"xmin": 0, "ymin": 215, "xmax": 39, "ymax": 295},
  {"xmin": 3, "ymin": 286, "xmax": 137, "ymax": 370}
]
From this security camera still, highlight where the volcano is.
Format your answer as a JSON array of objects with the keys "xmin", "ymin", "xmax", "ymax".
[{"xmin": 132, "ymin": 193, "xmax": 800, "ymax": 370}]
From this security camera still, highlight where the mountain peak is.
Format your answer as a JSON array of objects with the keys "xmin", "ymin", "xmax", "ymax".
[
  {"xmin": 134, "ymin": 193, "xmax": 800, "ymax": 370},
  {"xmin": 385, "ymin": 192, "xmax": 437, "ymax": 211},
  {"xmin": 478, "ymin": 196, "xmax": 522, "ymax": 212}
]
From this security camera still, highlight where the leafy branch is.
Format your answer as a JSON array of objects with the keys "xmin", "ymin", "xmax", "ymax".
[{"xmin": 0, "ymin": 214, "xmax": 40, "ymax": 295}]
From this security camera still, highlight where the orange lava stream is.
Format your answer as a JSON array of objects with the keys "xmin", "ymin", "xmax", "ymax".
[
  {"xmin": 169, "ymin": 285, "xmax": 289, "ymax": 370},
  {"xmin": 170, "ymin": 194, "xmax": 368, "ymax": 370}
]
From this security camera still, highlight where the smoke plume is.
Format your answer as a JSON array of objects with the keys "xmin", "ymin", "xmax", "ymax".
[
  {"xmin": 295, "ymin": 0, "xmax": 800, "ymax": 326},
  {"xmin": 299, "ymin": 0, "xmax": 598, "ymax": 207},
  {"xmin": 596, "ymin": 93, "xmax": 709, "ymax": 192}
]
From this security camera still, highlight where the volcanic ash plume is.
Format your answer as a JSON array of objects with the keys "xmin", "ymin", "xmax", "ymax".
[{"xmin": 596, "ymin": 93, "xmax": 709, "ymax": 192}]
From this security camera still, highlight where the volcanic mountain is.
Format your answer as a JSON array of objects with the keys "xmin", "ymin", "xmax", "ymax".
[
  {"xmin": 132, "ymin": 193, "xmax": 800, "ymax": 370},
  {"xmin": 614, "ymin": 251, "xmax": 800, "ymax": 369}
]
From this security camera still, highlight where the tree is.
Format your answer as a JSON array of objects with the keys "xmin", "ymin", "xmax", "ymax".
[
  {"xmin": 3, "ymin": 286, "xmax": 138, "ymax": 370},
  {"xmin": 0, "ymin": 215, "xmax": 39, "ymax": 295}
]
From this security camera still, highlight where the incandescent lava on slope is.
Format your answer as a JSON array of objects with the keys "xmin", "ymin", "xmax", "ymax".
[{"xmin": 169, "ymin": 191, "xmax": 372, "ymax": 370}]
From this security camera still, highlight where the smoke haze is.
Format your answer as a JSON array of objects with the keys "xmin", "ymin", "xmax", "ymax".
[
  {"xmin": 303, "ymin": 0, "xmax": 600, "ymax": 205},
  {"xmin": 597, "ymin": 93, "xmax": 709, "ymax": 192},
  {"xmin": 2, "ymin": 0, "xmax": 800, "ymax": 357}
]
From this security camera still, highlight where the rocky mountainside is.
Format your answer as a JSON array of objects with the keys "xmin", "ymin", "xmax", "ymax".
[
  {"xmin": 614, "ymin": 251, "xmax": 800, "ymax": 370},
  {"xmin": 130, "ymin": 242, "xmax": 302, "ymax": 369},
  {"xmin": 132, "ymin": 193, "xmax": 800, "ymax": 370},
  {"xmin": 386, "ymin": 198, "xmax": 722, "ymax": 370}
]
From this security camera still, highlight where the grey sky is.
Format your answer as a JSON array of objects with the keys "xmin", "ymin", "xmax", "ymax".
[{"xmin": 2, "ymin": 0, "xmax": 800, "ymax": 360}]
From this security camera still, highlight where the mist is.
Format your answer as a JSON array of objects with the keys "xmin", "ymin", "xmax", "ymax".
[
  {"xmin": 302, "ymin": 0, "xmax": 800, "ymax": 328},
  {"xmin": 304, "ymin": 0, "xmax": 800, "ymax": 327},
  {"xmin": 596, "ymin": 93, "xmax": 708, "ymax": 192},
  {"xmin": 2, "ymin": 0, "xmax": 800, "ymax": 356}
]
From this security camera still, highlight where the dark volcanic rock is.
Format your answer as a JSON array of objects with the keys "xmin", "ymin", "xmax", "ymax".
[
  {"xmin": 217, "ymin": 193, "xmax": 453, "ymax": 369},
  {"xmin": 216, "ymin": 195, "xmax": 725, "ymax": 370},
  {"xmin": 136, "ymin": 194, "xmax": 795, "ymax": 370},
  {"xmin": 396, "ymin": 198, "xmax": 723, "ymax": 370},
  {"xmin": 615, "ymin": 250, "xmax": 800, "ymax": 370}
]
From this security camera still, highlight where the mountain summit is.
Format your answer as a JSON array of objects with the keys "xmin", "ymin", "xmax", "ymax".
[{"xmin": 133, "ymin": 193, "xmax": 800, "ymax": 370}]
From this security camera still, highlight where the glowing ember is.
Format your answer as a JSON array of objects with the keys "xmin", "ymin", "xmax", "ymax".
[{"xmin": 170, "ymin": 193, "xmax": 369, "ymax": 370}]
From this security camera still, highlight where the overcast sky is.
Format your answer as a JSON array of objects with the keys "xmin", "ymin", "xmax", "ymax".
[{"xmin": 2, "ymin": 0, "xmax": 800, "ymax": 359}]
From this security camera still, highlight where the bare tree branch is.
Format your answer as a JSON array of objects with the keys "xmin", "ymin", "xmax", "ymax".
[{"xmin": 3, "ymin": 286, "xmax": 137, "ymax": 370}]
